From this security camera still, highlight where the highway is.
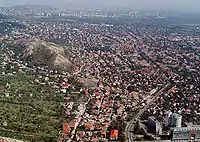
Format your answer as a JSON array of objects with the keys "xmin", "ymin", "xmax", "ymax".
[{"xmin": 125, "ymin": 83, "xmax": 172, "ymax": 142}]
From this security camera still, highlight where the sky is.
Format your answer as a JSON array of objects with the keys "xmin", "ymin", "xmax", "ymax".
[{"xmin": 0, "ymin": 0, "xmax": 200, "ymax": 12}]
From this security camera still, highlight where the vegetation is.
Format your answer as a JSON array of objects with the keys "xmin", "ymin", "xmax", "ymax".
[
  {"xmin": 126, "ymin": 111, "xmax": 137, "ymax": 121},
  {"xmin": 0, "ymin": 21, "xmax": 25, "ymax": 34},
  {"xmin": 0, "ymin": 74, "xmax": 64, "ymax": 141},
  {"xmin": 110, "ymin": 116, "xmax": 126, "ymax": 142}
]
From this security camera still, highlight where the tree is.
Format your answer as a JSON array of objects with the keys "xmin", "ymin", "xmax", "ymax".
[{"xmin": 134, "ymin": 120, "xmax": 141, "ymax": 134}]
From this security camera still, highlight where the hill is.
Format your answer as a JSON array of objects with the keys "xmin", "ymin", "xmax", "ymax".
[{"xmin": 24, "ymin": 39, "xmax": 73, "ymax": 71}]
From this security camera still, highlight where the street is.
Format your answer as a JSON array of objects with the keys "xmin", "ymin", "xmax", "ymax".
[{"xmin": 125, "ymin": 83, "xmax": 172, "ymax": 142}]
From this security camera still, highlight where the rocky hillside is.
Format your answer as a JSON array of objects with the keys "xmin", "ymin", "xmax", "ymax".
[{"xmin": 24, "ymin": 38, "xmax": 72, "ymax": 71}]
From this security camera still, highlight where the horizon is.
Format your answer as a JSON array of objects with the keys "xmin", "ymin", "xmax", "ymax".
[{"xmin": 0, "ymin": 0, "xmax": 200, "ymax": 12}]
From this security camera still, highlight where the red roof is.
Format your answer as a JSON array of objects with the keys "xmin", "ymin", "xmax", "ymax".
[
  {"xmin": 84, "ymin": 122, "xmax": 94, "ymax": 129},
  {"xmin": 60, "ymin": 81, "xmax": 69, "ymax": 88},
  {"xmin": 77, "ymin": 131, "xmax": 85, "ymax": 136},
  {"xmin": 95, "ymin": 93, "xmax": 101, "ymax": 96},
  {"xmin": 103, "ymin": 103, "xmax": 108, "ymax": 107},
  {"xmin": 62, "ymin": 122, "xmax": 70, "ymax": 135},
  {"xmin": 110, "ymin": 129, "xmax": 119, "ymax": 139},
  {"xmin": 64, "ymin": 97, "xmax": 70, "ymax": 100},
  {"xmin": 69, "ymin": 121, "xmax": 76, "ymax": 127},
  {"xmin": 18, "ymin": 69, "xmax": 23, "ymax": 73},
  {"xmin": 104, "ymin": 97, "xmax": 109, "ymax": 101}
]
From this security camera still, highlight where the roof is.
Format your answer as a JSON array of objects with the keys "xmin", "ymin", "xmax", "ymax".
[
  {"xmin": 149, "ymin": 116, "xmax": 157, "ymax": 121},
  {"xmin": 63, "ymin": 122, "xmax": 70, "ymax": 134},
  {"xmin": 171, "ymin": 113, "xmax": 182, "ymax": 118},
  {"xmin": 69, "ymin": 121, "xmax": 76, "ymax": 127},
  {"xmin": 173, "ymin": 127, "xmax": 200, "ymax": 132},
  {"xmin": 110, "ymin": 129, "xmax": 119, "ymax": 138},
  {"xmin": 84, "ymin": 122, "xmax": 94, "ymax": 129},
  {"xmin": 64, "ymin": 97, "xmax": 70, "ymax": 100},
  {"xmin": 77, "ymin": 131, "xmax": 85, "ymax": 136}
]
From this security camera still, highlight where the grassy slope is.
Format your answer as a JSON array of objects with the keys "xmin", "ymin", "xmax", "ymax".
[{"xmin": 0, "ymin": 74, "xmax": 64, "ymax": 141}]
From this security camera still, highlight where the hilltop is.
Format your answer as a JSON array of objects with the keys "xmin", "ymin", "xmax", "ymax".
[{"xmin": 23, "ymin": 38, "xmax": 73, "ymax": 71}]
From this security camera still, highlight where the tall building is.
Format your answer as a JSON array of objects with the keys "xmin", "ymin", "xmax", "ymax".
[
  {"xmin": 164, "ymin": 110, "xmax": 172, "ymax": 127},
  {"xmin": 169, "ymin": 113, "xmax": 182, "ymax": 128},
  {"xmin": 148, "ymin": 116, "xmax": 162, "ymax": 136}
]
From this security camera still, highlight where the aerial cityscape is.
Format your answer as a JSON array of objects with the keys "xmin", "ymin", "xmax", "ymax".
[{"xmin": 0, "ymin": 0, "xmax": 200, "ymax": 142}]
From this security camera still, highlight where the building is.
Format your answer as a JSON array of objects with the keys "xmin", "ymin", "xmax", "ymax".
[
  {"xmin": 62, "ymin": 122, "xmax": 71, "ymax": 136},
  {"xmin": 164, "ymin": 110, "xmax": 172, "ymax": 127},
  {"xmin": 147, "ymin": 116, "xmax": 162, "ymax": 136},
  {"xmin": 169, "ymin": 113, "xmax": 182, "ymax": 128},
  {"xmin": 110, "ymin": 129, "xmax": 119, "ymax": 140},
  {"xmin": 172, "ymin": 127, "xmax": 200, "ymax": 141}
]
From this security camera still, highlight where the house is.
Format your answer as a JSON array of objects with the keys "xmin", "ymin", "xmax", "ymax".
[
  {"xmin": 69, "ymin": 121, "xmax": 76, "ymax": 128},
  {"xmin": 110, "ymin": 129, "xmax": 119, "ymax": 140},
  {"xmin": 73, "ymin": 66, "xmax": 79, "ymax": 73},
  {"xmin": 60, "ymin": 81, "xmax": 69, "ymax": 88},
  {"xmin": 77, "ymin": 131, "xmax": 85, "ymax": 138},
  {"xmin": 84, "ymin": 122, "xmax": 94, "ymax": 130},
  {"xmin": 95, "ymin": 93, "xmax": 101, "ymax": 99},
  {"xmin": 62, "ymin": 122, "xmax": 71, "ymax": 136},
  {"xmin": 64, "ymin": 96, "xmax": 70, "ymax": 100}
]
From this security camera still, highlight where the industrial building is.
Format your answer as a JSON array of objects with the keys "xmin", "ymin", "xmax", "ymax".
[{"xmin": 172, "ymin": 127, "xmax": 200, "ymax": 141}]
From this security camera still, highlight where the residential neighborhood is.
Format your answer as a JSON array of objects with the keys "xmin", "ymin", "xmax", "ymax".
[{"xmin": 0, "ymin": 4, "xmax": 200, "ymax": 142}]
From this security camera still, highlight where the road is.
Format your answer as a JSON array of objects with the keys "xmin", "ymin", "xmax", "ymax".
[
  {"xmin": 67, "ymin": 97, "xmax": 92, "ymax": 142},
  {"xmin": 125, "ymin": 83, "xmax": 171, "ymax": 142}
]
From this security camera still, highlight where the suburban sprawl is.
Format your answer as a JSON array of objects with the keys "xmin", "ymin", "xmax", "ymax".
[{"xmin": 0, "ymin": 5, "xmax": 200, "ymax": 142}]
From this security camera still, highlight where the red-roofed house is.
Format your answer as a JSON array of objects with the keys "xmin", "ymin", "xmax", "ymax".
[
  {"xmin": 64, "ymin": 97, "xmax": 70, "ymax": 100},
  {"xmin": 18, "ymin": 69, "xmax": 23, "ymax": 73},
  {"xmin": 77, "ymin": 131, "xmax": 85, "ymax": 138},
  {"xmin": 110, "ymin": 129, "xmax": 119, "ymax": 140},
  {"xmin": 84, "ymin": 122, "xmax": 94, "ymax": 130},
  {"xmin": 95, "ymin": 93, "xmax": 101, "ymax": 99},
  {"xmin": 60, "ymin": 81, "xmax": 69, "ymax": 88},
  {"xmin": 69, "ymin": 121, "xmax": 76, "ymax": 128},
  {"xmin": 62, "ymin": 122, "xmax": 71, "ymax": 136},
  {"xmin": 73, "ymin": 66, "xmax": 79, "ymax": 73}
]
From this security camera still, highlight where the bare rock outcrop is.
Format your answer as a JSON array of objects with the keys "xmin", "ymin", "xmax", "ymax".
[{"xmin": 24, "ymin": 38, "xmax": 72, "ymax": 70}]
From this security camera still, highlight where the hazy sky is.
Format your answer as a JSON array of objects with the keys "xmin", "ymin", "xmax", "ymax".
[{"xmin": 0, "ymin": 0, "xmax": 200, "ymax": 11}]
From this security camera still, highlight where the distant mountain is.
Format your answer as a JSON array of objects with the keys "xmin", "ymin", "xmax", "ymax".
[{"xmin": 12, "ymin": 4, "xmax": 53, "ymax": 9}]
